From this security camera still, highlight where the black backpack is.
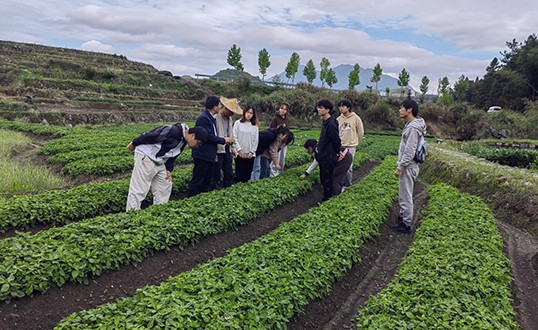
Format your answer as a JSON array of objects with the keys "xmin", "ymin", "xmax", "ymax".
[{"xmin": 414, "ymin": 135, "xmax": 427, "ymax": 163}]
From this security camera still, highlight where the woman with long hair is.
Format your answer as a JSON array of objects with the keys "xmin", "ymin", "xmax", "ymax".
[{"xmin": 232, "ymin": 104, "xmax": 259, "ymax": 183}]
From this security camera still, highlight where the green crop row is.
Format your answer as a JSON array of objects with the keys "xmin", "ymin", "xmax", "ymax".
[
  {"xmin": 0, "ymin": 165, "xmax": 320, "ymax": 301},
  {"xmin": 357, "ymin": 183, "xmax": 517, "ymax": 329},
  {"xmin": 55, "ymin": 156, "xmax": 399, "ymax": 329},
  {"xmin": 420, "ymin": 146, "xmax": 538, "ymax": 237},
  {"xmin": 0, "ymin": 119, "xmax": 70, "ymax": 137},
  {"xmin": 0, "ymin": 134, "xmax": 394, "ymax": 233},
  {"xmin": 465, "ymin": 141, "xmax": 538, "ymax": 170},
  {"xmin": 0, "ymin": 167, "xmax": 192, "ymax": 233}
]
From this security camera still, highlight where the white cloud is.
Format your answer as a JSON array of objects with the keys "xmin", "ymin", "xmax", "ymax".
[
  {"xmin": 79, "ymin": 40, "xmax": 115, "ymax": 54},
  {"xmin": 1, "ymin": 0, "xmax": 536, "ymax": 92}
]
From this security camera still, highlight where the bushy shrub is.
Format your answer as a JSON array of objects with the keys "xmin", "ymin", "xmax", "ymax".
[
  {"xmin": 337, "ymin": 90, "xmax": 380, "ymax": 110},
  {"xmin": 441, "ymin": 103, "xmax": 485, "ymax": 140},
  {"xmin": 360, "ymin": 100, "xmax": 396, "ymax": 129}
]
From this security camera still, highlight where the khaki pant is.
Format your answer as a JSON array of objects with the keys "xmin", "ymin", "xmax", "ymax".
[{"xmin": 126, "ymin": 153, "xmax": 172, "ymax": 211}]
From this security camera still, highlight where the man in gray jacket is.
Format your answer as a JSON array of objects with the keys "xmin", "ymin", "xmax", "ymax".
[{"xmin": 393, "ymin": 98, "xmax": 426, "ymax": 233}]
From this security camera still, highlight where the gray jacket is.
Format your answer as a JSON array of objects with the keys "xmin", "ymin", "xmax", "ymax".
[{"xmin": 397, "ymin": 117, "xmax": 426, "ymax": 171}]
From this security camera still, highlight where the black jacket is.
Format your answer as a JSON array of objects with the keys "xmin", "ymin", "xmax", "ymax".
[
  {"xmin": 191, "ymin": 109, "xmax": 225, "ymax": 162},
  {"xmin": 317, "ymin": 116, "xmax": 342, "ymax": 163},
  {"xmin": 132, "ymin": 123, "xmax": 186, "ymax": 171},
  {"xmin": 255, "ymin": 128, "xmax": 279, "ymax": 155}
]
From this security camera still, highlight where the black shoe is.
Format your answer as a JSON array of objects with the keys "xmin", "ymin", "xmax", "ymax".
[{"xmin": 392, "ymin": 222, "xmax": 411, "ymax": 233}]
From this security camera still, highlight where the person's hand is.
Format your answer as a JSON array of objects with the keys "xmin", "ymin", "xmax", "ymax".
[
  {"xmin": 300, "ymin": 174, "xmax": 306, "ymax": 180},
  {"xmin": 275, "ymin": 164, "xmax": 281, "ymax": 171},
  {"xmin": 231, "ymin": 151, "xmax": 237, "ymax": 158},
  {"xmin": 224, "ymin": 137, "xmax": 234, "ymax": 144},
  {"xmin": 127, "ymin": 142, "xmax": 135, "ymax": 152},
  {"xmin": 247, "ymin": 153, "xmax": 254, "ymax": 159},
  {"xmin": 394, "ymin": 169, "xmax": 401, "ymax": 178},
  {"xmin": 165, "ymin": 171, "xmax": 172, "ymax": 182},
  {"xmin": 238, "ymin": 151, "xmax": 245, "ymax": 158}
]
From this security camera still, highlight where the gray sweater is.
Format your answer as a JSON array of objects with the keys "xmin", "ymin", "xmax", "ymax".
[{"xmin": 397, "ymin": 117, "xmax": 426, "ymax": 171}]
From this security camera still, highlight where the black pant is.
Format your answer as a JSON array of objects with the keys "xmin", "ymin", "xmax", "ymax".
[
  {"xmin": 235, "ymin": 157, "xmax": 254, "ymax": 183},
  {"xmin": 188, "ymin": 158, "xmax": 215, "ymax": 197},
  {"xmin": 211, "ymin": 152, "xmax": 234, "ymax": 189},
  {"xmin": 318, "ymin": 157, "xmax": 336, "ymax": 201}
]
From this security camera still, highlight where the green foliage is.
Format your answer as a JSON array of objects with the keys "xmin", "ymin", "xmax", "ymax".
[
  {"xmin": 55, "ymin": 157, "xmax": 399, "ymax": 329},
  {"xmin": 453, "ymin": 74, "xmax": 470, "ymax": 101},
  {"xmin": 419, "ymin": 75, "xmax": 430, "ymax": 104},
  {"xmin": 325, "ymin": 68, "xmax": 338, "ymax": 88},
  {"xmin": 361, "ymin": 100, "xmax": 396, "ymax": 129},
  {"xmin": 358, "ymin": 184, "xmax": 518, "ymax": 329},
  {"xmin": 420, "ymin": 146, "xmax": 538, "ymax": 236},
  {"xmin": 370, "ymin": 63, "xmax": 382, "ymax": 90},
  {"xmin": 348, "ymin": 64, "xmax": 361, "ymax": 90},
  {"xmin": 465, "ymin": 141, "xmax": 538, "ymax": 169},
  {"xmin": 319, "ymin": 57, "xmax": 331, "ymax": 87},
  {"xmin": 227, "ymin": 44, "xmax": 244, "ymax": 71},
  {"xmin": 257, "ymin": 48, "xmax": 271, "ymax": 81},
  {"xmin": 0, "ymin": 167, "xmax": 192, "ymax": 232},
  {"xmin": 0, "ymin": 101, "xmax": 34, "ymax": 111},
  {"xmin": 0, "ymin": 166, "xmax": 317, "ymax": 301},
  {"xmin": 284, "ymin": 52, "xmax": 301, "ymax": 83},
  {"xmin": 442, "ymin": 103, "xmax": 485, "ymax": 140},
  {"xmin": 303, "ymin": 59, "xmax": 317, "ymax": 84},
  {"xmin": 397, "ymin": 68, "xmax": 410, "ymax": 94}
]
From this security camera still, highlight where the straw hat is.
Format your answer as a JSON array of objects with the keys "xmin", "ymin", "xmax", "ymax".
[{"xmin": 220, "ymin": 97, "xmax": 243, "ymax": 115}]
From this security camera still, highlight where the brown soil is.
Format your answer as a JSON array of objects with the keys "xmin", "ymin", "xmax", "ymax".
[{"xmin": 1, "ymin": 163, "xmax": 538, "ymax": 329}]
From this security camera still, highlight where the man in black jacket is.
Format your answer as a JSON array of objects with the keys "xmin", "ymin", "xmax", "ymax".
[
  {"xmin": 126, "ymin": 123, "xmax": 207, "ymax": 211},
  {"xmin": 315, "ymin": 99, "xmax": 343, "ymax": 201},
  {"xmin": 188, "ymin": 95, "xmax": 234, "ymax": 197}
]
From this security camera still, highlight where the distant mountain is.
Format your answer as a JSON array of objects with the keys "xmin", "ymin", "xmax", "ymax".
[{"xmin": 274, "ymin": 64, "xmax": 414, "ymax": 92}]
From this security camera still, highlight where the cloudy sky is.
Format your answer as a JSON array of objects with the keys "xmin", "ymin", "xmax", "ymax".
[{"xmin": 2, "ymin": 1, "xmax": 537, "ymax": 91}]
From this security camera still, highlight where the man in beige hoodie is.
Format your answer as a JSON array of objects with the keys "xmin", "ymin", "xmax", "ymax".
[{"xmin": 336, "ymin": 99, "xmax": 364, "ymax": 189}]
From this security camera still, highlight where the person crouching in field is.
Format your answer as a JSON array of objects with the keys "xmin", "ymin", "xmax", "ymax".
[
  {"xmin": 251, "ymin": 126, "xmax": 294, "ymax": 180},
  {"xmin": 300, "ymin": 139, "xmax": 352, "ymax": 197},
  {"xmin": 126, "ymin": 124, "xmax": 207, "ymax": 211}
]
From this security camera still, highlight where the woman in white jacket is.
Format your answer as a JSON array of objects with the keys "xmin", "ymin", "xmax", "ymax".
[{"xmin": 232, "ymin": 105, "xmax": 259, "ymax": 183}]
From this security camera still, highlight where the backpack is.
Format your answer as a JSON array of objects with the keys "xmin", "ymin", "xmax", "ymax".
[{"xmin": 414, "ymin": 135, "xmax": 427, "ymax": 163}]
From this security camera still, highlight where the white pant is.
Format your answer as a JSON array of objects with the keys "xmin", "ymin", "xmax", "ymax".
[{"xmin": 126, "ymin": 153, "xmax": 172, "ymax": 211}]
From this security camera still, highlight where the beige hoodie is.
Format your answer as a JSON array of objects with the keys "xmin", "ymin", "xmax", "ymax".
[{"xmin": 337, "ymin": 112, "xmax": 364, "ymax": 147}]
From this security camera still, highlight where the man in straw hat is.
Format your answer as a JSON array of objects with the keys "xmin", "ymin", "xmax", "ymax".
[
  {"xmin": 188, "ymin": 95, "xmax": 234, "ymax": 197},
  {"xmin": 211, "ymin": 97, "xmax": 242, "ymax": 189}
]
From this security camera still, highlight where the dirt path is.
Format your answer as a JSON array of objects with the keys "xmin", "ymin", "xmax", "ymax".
[{"xmin": 498, "ymin": 222, "xmax": 538, "ymax": 330}]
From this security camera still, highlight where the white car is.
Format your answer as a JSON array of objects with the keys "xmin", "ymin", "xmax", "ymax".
[{"xmin": 487, "ymin": 106, "xmax": 502, "ymax": 113}]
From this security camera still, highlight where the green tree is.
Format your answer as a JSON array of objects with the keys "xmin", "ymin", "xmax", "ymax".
[
  {"xmin": 437, "ymin": 76, "xmax": 450, "ymax": 95},
  {"xmin": 385, "ymin": 87, "xmax": 391, "ymax": 97},
  {"xmin": 437, "ymin": 76, "xmax": 453, "ymax": 105},
  {"xmin": 397, "ymin": 68, "xmax": 410, "ymax": 95},
  {"xmin": 319, "ymin": 57, "xmax": 331, "ymax": 87},
  {"xmin": 326, "ymin": 68, "xmax": 338, "ymax": 88},
  {"xmin": 370, "ymin": 63, "xmax": 383, "ymax": 91},
  {"xmin": 303, "ymin": 59, "xmax": 317, "ymax": 84},
  {"xmin": 419, "ymin": 75, "xmax": 430, "ymax": 104},
  {"xmin": 453, "ymin": 74, "xmax": 470, "ymax": 101},
  {"xmin": 348, "ymin": 63, "xmax": 361, "ymax": 90},
  {"xmin": 227, "ymin": 44, "xmax": 244, "ymax": 71},
  {"xmin": 257, "ymin": 48, "xmax": 271, "ymax": 81},
  {"xmin": 284, "ymin": 52, "xmax": 301, "ymax": 83}
]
